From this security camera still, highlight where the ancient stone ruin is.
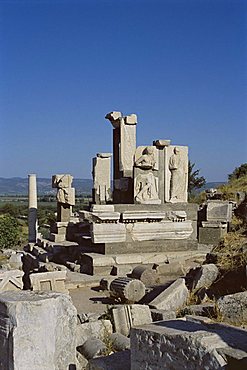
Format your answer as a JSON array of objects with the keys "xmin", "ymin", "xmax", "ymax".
[{"xmin": 0, "ymin": 111, "xmax": 246, "ymax": 370}]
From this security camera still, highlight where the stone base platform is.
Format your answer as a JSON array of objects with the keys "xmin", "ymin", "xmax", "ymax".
[
  {"xmin": 77, "ymin": 203, "xmax": 198, "ymax": 255},
  {"xmin": 79, "ymin": 238, "xmax": 198, "ymax": 255},
  {"xmin": 80, "ymin": 249, "xmax": 207, "ymax": 276}
]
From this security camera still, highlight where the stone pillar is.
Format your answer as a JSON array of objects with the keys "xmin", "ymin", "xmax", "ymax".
[
  {"xmin": 92, "ymin": 153, "xmax": 112, "ymax": 204},
  {"xmin": 164, "ymin": 145, "xmax": 188, "ymax": 203},
  {"xmin": 28, "ymin": 174, "xmax": 38, "ymax": 243},
  {"xmin": 105, "ymin": 111, "xmax": 137, "ymax": 204},
  {"xmin": 52, "ymin": 174, "xmax": 75, "ymax": 222},
  {"xmin": 0, "ymin": 291, "xmax": 77, "ymax": 370},
  {"xmin": 153, "ymin": 140, "xmax": 171, "ymax": 203}
]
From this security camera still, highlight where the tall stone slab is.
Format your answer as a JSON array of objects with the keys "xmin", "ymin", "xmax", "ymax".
[
  {"xmin": 105, "ymin": 111, "xmax": 137, "ymax": 203},
  {"xmin": 52, "ymin": 174, "xmax": 75, "ymax": 222},
  {"xmin": 28, "ymin": 174, "xmax": 38, "ymax": 243},
  {"xmin": 164, "ymin": 145, "xmax": 188, "ymax": 203},
  {"xmin": 134, "ymin": 146, "xmax": 161, "ymax": 204},
  {"xmin": 0, "ymin": 291, "xmax": 77, "ymax": 370},
  {"xmin": 92, "ymin": 153, "xmax": 112, "ymax": 204},
  {"xmin": 153, "ymin": 140, "xmax": 171, "ymax": 203}
]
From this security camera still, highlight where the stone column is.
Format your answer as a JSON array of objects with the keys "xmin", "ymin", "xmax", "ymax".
[
  {"xmin": 105, "ymin": 111, "xmax": 137, "ymax": 204},
  {"xmin": 28, "ymin": 174, "xmax": 38, "ymax": 244},
  {"xmin": 153, "ymin": 140, "xmax": 171, "ymax": 203},
  {"xmin": 92, "ymin": 153, "xmax": 112, "ymax": 204}
]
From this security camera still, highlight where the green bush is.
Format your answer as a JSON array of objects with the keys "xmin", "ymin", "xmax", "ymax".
[{"xmin": 0, "ymin": 214, "xmax": 20, "ymax": 249}]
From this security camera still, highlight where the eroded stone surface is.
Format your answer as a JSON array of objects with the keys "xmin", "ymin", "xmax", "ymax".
[
  {"xmin": 149, "ymin": 278, "xmax": 189, "ymax": 311},
  {"xmin": 0, "ymin": 291, "xmax": 77, "ymax": 370}
]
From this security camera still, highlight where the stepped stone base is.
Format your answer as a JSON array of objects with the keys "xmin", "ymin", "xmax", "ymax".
[{"xmin": 79, "ymin": 238, "xmax": 198, "ymax": 255}]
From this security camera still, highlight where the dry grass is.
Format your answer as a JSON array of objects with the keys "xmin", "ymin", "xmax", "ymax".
[{"xmin": 218, "ymin": 175, "xmax": 247, "ymax": 200}]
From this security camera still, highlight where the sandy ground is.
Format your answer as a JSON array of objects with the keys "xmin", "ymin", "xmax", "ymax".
[{"xmin": 69, "ymin": 286, "xmax": 112, "ymax": 315}]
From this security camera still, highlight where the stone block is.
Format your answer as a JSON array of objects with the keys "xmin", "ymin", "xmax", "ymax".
[
  {"xmin": 153, "ymin": 139, "xmax": 171, "ymax": 147},
  {"xmin": 52, "ymin": 174, "xmax": 73, "ymax": 188},
  {"xmin": 217, "ymin": 291, "xmax": 247, "ymax": 325},
  {"xmin": 49, "ymin": 233, "xmax": 66, "ymax": 243},
  {"xmin": 110, "ymin": 264, "xmax": 133, "ymax": 276},
  {"xmin": 207, "ymin": 200, "xmax": 233, "ymax": 222},
  {"xmin": 0, "ymin": 270, "xmax": 23, "ymax": 292},
  {"xmin": 30, "ymin": 270, "xmax": 68, "ymax": 293},
  {"xmin": 192, "ymin": 264, "xmax": 219, "ymax": 290},
  {"xmin": 0, "ymin": 291, "xmax": 77, "ymax": 370},
  {"xmin": 87, "ymin": 350, "xmax": 130, "ymax": 370},
  {"xmin": 130, "ymin": 319, "xmax": 247, "ymax": 369},
  {"xmin": 110, "ymin": 332, "xmax": 130, "ymax": 351},
  {"xmin": 131, "ymin": 220, "xmax": 193, "ymax": 241},
  {"xmin": 77, "ymin": 338, "xmax": 106, "ymax": 360},
  {"xmin": 181, "ymin": 303, "xmax": 216, "ymax": 317},
  {"xmin": 112, "ymin": 304, "xmax": 152, "ymax": 336},
  {"xmin": 90, "ymin": 223, "xmax": 126, "ymax": 244},
  {"xmin": 149, "ymin": 278, "xmax": 189, "ymax": 311},
  {"xmin": 199, "ymin": 226, "xmax": 227, "ymax": 245},
  {"xmin": 8, "ymin": 252, "xmax": 23, "ymax": 269},
  {"xmin": 80, "ymin": 253, "xmax": 115, "ymax": 275},
  {"xmin": 150, "ymin": 309, "xmax": 176, "ymax": 321},
  {"xmin": 76, "ymin": 319, "xmax": 113, "ymax": 347}
]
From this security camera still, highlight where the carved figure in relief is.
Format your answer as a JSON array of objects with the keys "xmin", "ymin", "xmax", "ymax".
[
  {"xmin": 135, "ymin": 172, "xmax": 159, "ymax": 203},
  {"xmin": 135, "ymin": 146, "xmax": 156, "ymax": 170},
  {"xmin": 53, "ymin": 175, "xmax": 74, "ymax": 205},
  {"xmin": 169, "ymin": 147, "xmax": 186, "ymax": 202}
]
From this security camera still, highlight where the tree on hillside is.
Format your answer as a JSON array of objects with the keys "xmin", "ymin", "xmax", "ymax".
[
  {"xmin": 0, "ymin": 214, "xmax": 20, "ymax": 249},
  {"xmin": 188, "ymin": 160, "xmax": 206, "ymax": 194},
  {"xmin": 228, "ymin": 163, "xmax": 247, "ymax": 181}
]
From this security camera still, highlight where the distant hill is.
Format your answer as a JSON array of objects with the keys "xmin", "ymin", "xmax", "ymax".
[
  {"xmin": 0, "ymin": 178, "xmax": 93, "ymax": 196},
  {"xmin": 0, "ymin": 178, "xmax": 224, "ymax": 196}
]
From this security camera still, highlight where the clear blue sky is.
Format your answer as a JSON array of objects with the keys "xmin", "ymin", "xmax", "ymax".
[{"xmin": 0, "ymin": 0, "xmax": 246, "ymax": 181}]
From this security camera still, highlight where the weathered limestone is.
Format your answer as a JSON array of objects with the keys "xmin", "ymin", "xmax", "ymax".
[
  {"xmin": 77, "ymin": 338, "xmax": 106, "ymax": 360},
  {"xmin": 0, "ymin": 291, "xmax": 77, "ymax": 370},
  {"xmin": 112, "ymin": 304, "xmax": 152, "ymax": 336},
  {"xmin": 150, "ymin": 308, "xmax": 176, "ymax": 321},
  {"xmin": 90, "ymin": 222, "xmax": 126, "ymax": 244},
  {"xmin": 105, "ymin": 111, "xmax": 137, "ymax": 203},
  {"xmin": 52, "ymin": 174, "xmax": 75, "ymax": 223},
  {"xmin": 0, "ymin": 270, "xmax": 23, "ymax": 292},
  {"xmin": 207, "ymin": 200, "xmax": 233, "ymax": 222},
  {"xmin": 30, "ymin": 270, "xmax": 68, "ymax": 293},
  {"xmin": 191, "ymin": 264, "xmax": 219, "ymax": 290},
  {"xmin": 134, "ymin": 146, "xmax": 161, "ymax": 204},
  {"xmin": 110, "ymin": 332, "xmax": 130, "ymax": 351},
  {"xmin": 28, "ymin": 174, "xmax": 38, "ymax": 243},
  {"xmin": 165, "ymin": 145, "xmax": 188, "ymax": 203},
  {"xmin": 131, "ymin": 265, "xmax": 158, "ymax": 286},
  {"xmin": 149, "ymin": 278, "xmax": 189, "ymax": 311},
  {"xmin": 217, "ymin": 291, "xmax": 247, "ymax": 325},
  {"xmin": 92, "ymin": 153, "xmax": 112, "ymax": 204},
  {"xmin": 110, "ymin": 277, "xmax": 146, "ymax": 303},
  {"xmin": 130, "ymin": 318, "xmax": 247, "ymax": 369},
  {"xmin": 76, "ymin": 319, "xmax": 113, "ymax": 347}
]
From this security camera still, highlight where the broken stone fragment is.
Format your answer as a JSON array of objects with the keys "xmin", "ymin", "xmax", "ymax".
[
  {"xmin": 186, "ymin": 263, "xmax": 219, "ymax": 291},
  {"xmin": 76, "ymin": 319, "xmax": 113, "ymax": 347},
  {"xmin": 217, "ymin": 291, "xmax": 247, "ymax": 325},
  {"xmin": 77, "ymin": 338, "xmax": 107, "ymax": 360},
  {"xmin": 112, "ymin": 304, "xmax": 152, "ymax": 336},
  {"xmin": 149, "ymin": 278, "xmax": 189, "ymax": 311},
  {"xmin": 110, "ymin": 332, "xmax": 130, "ymax": 351}
]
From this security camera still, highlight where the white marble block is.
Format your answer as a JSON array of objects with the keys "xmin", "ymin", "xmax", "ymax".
[{"xmin": 0, "ymin": 291, "xmax": 77, "ymax": 370}]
